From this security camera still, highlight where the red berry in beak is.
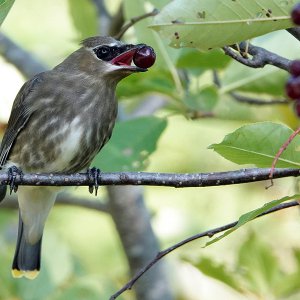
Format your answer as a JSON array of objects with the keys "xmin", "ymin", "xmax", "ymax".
[{"xmin": 133, "ymin": 46, "xmax": 156, "ymax": 69}]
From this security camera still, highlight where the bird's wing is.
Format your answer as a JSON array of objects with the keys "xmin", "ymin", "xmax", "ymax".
[{"xmin": 0, "ymin": 74, "xmax": 44, "ymax": 167}]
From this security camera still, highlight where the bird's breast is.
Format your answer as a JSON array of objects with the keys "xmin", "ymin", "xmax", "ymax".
[{"xmin": 8, "ymin": 85, "xmax": 118, "ymax": 173}]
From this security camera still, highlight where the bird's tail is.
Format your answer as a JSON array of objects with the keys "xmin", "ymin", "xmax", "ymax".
[{"xmin": 11, "ymin": 212, "xmax": 42, "ymax": 280}]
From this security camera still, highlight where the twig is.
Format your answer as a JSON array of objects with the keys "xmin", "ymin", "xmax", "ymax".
[
  {"xmin": 0, "ymin": 168, "xmax": 300, "ymax": 188},
  {"xmin": 1, "ymin": 193, "xmax": 108, "ymax": 212},
  {"xmin": 230, "ymin": 92, "xmax": 289, "ymax": 106},
  {"xmin": 0, "ymin": 32, "xmax": 47, "ymax": 77},
  {"xmin": 109, "ymin": 200, "xmax": 299, "ymax": 299},
  {"xmin": 222, "ymin": 42, "xmax": 291, "ymax": 71},
  {"xmin": 268, "ymin": 127, "xmax": 300, "ymax": 188},
  {"xmin": 114, "ymin": 8, "xmax": 159, "ymax": 40}
]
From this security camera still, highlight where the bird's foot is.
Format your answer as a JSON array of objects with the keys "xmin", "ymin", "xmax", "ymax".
[
  {"xmin": 87, "ymin": 167, "xmax": 101, "ymax": 196},
  {"xmin": 7, "ymin": 166, "xmax": 23, "ymax": 194}
]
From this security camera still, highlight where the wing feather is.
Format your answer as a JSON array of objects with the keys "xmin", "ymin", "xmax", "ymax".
[{"xmin": 0, "ymin": 74, "xmax": 44, "ymax": 167}]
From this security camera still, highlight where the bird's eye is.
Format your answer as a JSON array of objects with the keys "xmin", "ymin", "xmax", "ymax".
[{"xmin": 94, "ymin": 46, "xmax": 111, "ymax": 61}]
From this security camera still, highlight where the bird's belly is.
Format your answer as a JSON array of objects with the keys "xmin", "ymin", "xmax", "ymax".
[{"xmin": 9, "ymin": 115, "xmax": 89, "ymax": 173}]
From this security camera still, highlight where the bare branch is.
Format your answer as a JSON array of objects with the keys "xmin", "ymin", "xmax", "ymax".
[
  {"xmin": 110, "ymin": 200, "xmax": 299, "ymax": 299},
  {"xmin": 114, "ymin": 8, "xmax": 159, "ymax": 40},
  {"xmin": 0, "ymin": 32, "xmax": 47, "ymax": 77},
  {"xmin": 1, "ymin": 193, "xmax": 108, "ymax": 212},
  {"xmin": 0, "ymin": 168, "xmax": 299, "ymax": 188},
  {"xmin": 230, "ymin": 92, "xmax": 289, "ymax": 105},
  {"xmin": 222, "ymin": 42, "xmax": 291, "ymax": 71}
]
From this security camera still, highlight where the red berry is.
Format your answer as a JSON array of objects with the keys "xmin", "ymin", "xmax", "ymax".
[
  {"xmin": 290, "ymin": 60, "xmax": 300, "ymax": 77},
  {"xmin": 286, "ymin": 76, "xmax": 300, "ymax": 99},
  {"xmin": 294, "ymin": 100, "xmax": 300, "ymax": 117},
  {"xmin": 291, "ymin": 3, "xmax": 300, "ymax": 25},
  {"xmin": 133, "ymin": 46, "xmax": 156, "ymax": 69}
]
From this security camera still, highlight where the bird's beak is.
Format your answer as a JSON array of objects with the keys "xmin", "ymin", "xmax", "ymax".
[{"xmin": 109, "ymin": 45, "xmax": 147, "ymax": 73}]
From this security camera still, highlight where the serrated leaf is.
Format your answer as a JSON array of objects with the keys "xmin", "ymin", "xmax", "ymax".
[
  {"xmin": 0, "ymin": 0, "xmax": 14, "ymax": 26},
  {"xmin": 209, "ymin": 122, "xmax": 300, "ymax": 168},
  {"xmin": 205, "ymin": 194, "xmax": 300, "ymax": 247},
  {"xmin": 92, "ymin": 117, "xmax": 167, "ymax": 172},
  {"xmin": 150, "ymin": 0, "xmax": 295, "ymax": 51}
]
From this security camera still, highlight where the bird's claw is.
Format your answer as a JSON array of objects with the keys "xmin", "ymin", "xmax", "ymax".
[
  {"xmin": 87, "ymin": 167, "xmax": 101, "ymax": 196},
  {"xmin": 7, "ymin": 166, "xmax": 23, "ymax": 194}
]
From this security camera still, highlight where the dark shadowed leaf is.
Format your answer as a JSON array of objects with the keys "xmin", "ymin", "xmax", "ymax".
[{"xmin": 93, "ymin": 117, "xmax": 167, "ymax": 172}]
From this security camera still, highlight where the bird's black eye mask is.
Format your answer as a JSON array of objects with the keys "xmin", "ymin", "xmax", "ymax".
[{"xmin": 93, "ymin": 45, "xmax": 134, "ymax": 61}]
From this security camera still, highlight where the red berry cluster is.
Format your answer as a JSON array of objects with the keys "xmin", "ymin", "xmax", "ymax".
[{"xmin": 286, "ymin": 4, "xmax": 300, "ymax": 116}]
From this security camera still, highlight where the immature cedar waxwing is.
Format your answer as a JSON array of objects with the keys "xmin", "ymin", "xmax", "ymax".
[{"xmin": 0, "ymin": 36, "xmax": 152, "ymax": 279}]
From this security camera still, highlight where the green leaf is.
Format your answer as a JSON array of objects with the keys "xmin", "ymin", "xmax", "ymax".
[
  {"xmin": 93, "ymin": 117, "xmax": 167, "ymax": 172},
  {"xmin": 238, "ymin": 233, "xmax": 281, "ymax": 294},
  {"xmin": 184, "ymin": 86, "xmax": 218, "ymax": 112},
  {"xmin": 209, "ymin": 122, "xmax": 300, "ymax": 168},
  {"xmin": 177, "ymin": 48, "xmax": 230, "ymax": 70},
  {"xmin": 205, "ymin": 194, "xmax": 300, "ymax": 247},
  {"xmin": 68, "ymin": 0, "xmax": 98, "ymax": 40},
  {"xmin": 0, "ymin": 0, "xmax": 14, "ymax": 26},
  {"xmin": 123, "ymin": 0, "xmax": 184, "ymax": 96},
  {"xmin": 150, "ymin": 0, "xmax": 295, "ymax": 51},
  {"xmin": 117, "ymin": 69, "xmax": 175, "ymax": 98},
  {"xmin": 189, "ymin": 257, "xmax": 242, "ymax": 291}
]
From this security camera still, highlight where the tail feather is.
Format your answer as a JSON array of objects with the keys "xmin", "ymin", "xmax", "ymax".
[
  {"xmin": 0, "ymin": 185, "xmax": 7, "ymax": 202},
  {"xmin": 12, "ymin": 212, "xmax": 42, "ymax": 280}
]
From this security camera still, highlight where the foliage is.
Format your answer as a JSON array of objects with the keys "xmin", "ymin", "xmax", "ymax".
[
  {"xmin": 1, "ymin": 0, "xmax": 300, "ymax": 299},
  {"xmin": 93, "ymin": 116, "xmax": 167, "ymax": 172},
  {"xmin": 0, "ymin": 0, "xmax": 14, "ymax": 26},
  {"xmin": 188, "ymin": 233, "xmax": 300, "ymax": 299},
  {"xmin": 151, "ymin": 0, "xmax": 295, "ymax": 50}
]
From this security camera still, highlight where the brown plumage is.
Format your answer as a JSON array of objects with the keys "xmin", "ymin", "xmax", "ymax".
[{"xmin": 0, "ymin": 36, "xmax": 148, "ymax": 279}]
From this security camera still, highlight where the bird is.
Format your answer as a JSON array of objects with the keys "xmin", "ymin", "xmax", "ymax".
[{"xmin": 0, "ymin": 36, "xmax": 149, "ymax": 279}]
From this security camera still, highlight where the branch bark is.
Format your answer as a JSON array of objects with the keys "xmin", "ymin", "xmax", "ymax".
[
  {"xmin": 0, "ymin": 168, "xmax": 299, "ymax": 188},
  {"xmin": 109, "ymin": 200, "xmax": 299, "ymax": 299},
  {"xmin": 222, "ymin": 42, "xmax": 291, "ymax": 71}
]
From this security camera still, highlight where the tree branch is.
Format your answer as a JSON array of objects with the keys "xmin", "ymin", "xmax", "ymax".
[
  {"xmin": 222, "ymin": 42, "xmax": 291, "ymax": 71},
  {"xmin": 1, "ymin": 193, "xmax": 108, "ymax": 212},
  {"xmin": 114, "ymin": 8, "xmax": 159, "ymax": 40},
  {"xmin": 109, "ymin": 200, "xmax": 299, "ymax": 299},
  {"xmin": 0, "ymin": 168, "xmax": 299, "ymax": 188},
  {"xmin": 230, "ymin": 92, "xmax": 289, "ymax": 105},
  {"xmin": 0, "ymin": 32, "xmax": 47, "ymax": 77}
]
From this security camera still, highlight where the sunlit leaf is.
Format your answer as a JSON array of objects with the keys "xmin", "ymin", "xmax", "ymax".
[
  {"xmin": 209, "ymin": 122, "xmax": 300, "ymax": 168},
  {"xmin": 93, "ymin": 117, "xmax": 167, "ymax": 172},
  {"xmin": 150, "ymin": 0, "xmax": 295, "ymax": 51},
  {"xmin": 205, "ymin": 194, "xmax": 300, "ymax": 247},
  {"xmin": 0, "ymin": 0, "xmax": 14, "ymax": 26}
]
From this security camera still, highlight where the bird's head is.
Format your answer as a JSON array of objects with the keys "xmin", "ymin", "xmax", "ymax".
[{"xmin": 67, "ymin": 36, "xmax": 149, "ymax": 80}]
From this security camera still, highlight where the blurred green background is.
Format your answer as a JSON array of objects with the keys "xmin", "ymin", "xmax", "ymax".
[{"xmin": 1, "ymin": 0, "xmax": 300, "ymax": 299}]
